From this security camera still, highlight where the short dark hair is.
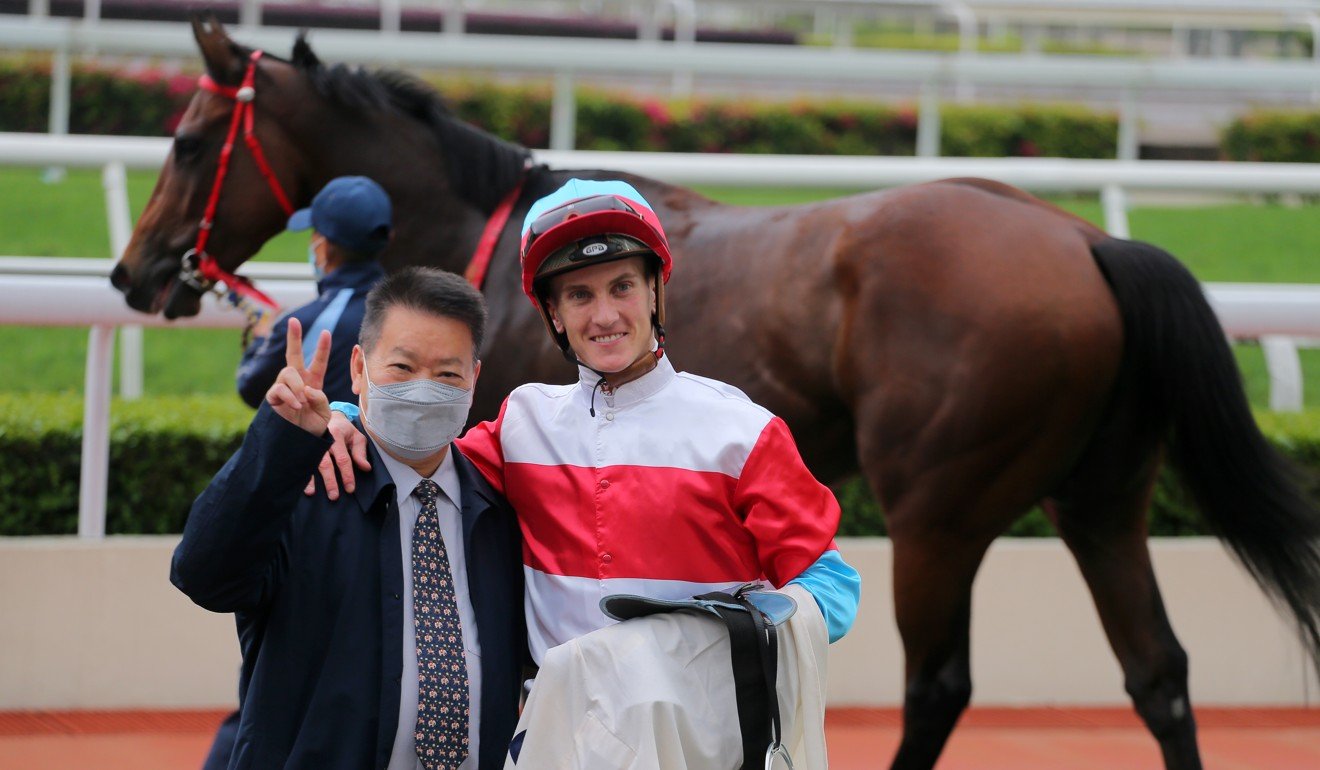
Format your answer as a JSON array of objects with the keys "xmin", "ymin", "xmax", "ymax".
[{"xmin": 360, "ymin": 267, "xmax": 487, "ymax": 359}]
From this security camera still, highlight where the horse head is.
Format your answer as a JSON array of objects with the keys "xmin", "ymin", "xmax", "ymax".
[{"xmin": 111, "ymin": 14, "xmax": 321, "ymax": 318}]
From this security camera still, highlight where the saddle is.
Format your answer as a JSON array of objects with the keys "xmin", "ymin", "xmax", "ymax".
[{"xmin": 601, "ymin": 585, "xmax": 797, "ymax": 770}]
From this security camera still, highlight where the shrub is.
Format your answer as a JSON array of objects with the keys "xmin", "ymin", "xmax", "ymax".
[
  {"xmin": 1223, "ymin": 110, "xmax": 1320, "ymax": 163},
  {"xmin": 0, "ymin": 393, "xmax": 251, "ymax": 535},
  {"xmin": 0, "ymin": 60, "xmax": 193, "ymax": 137},
  {"xmin": 6, "ymin": 393, "xmax": 1320, "ymax": 538},
  {"xmin": 942, "ymin": 104, "xmax": 1117, "ymax": 158}
]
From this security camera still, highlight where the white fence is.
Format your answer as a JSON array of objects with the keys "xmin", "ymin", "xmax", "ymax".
[
  {"xmin": 6, "ymin": 17, "xmax": 1320, "ymax": 156},
  {"xmin": 4, "ymin": 132, "xmax": 1320, "ymax": 537}
]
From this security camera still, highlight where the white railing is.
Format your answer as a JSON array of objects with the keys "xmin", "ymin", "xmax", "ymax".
[
  {"xmin": 5, "ymin": 132, "xmax": 1320, "ymax": 537},
  {"xmin": 4, "ymin": 261, "xmax": 1317, "ymax": 540},
  {"xmin": 5, "ymin": 17, "xmax": 1320, "ymax": 155}
]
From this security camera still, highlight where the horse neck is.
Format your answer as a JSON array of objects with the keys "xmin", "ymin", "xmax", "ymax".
[{"xmin": 306, "ymin": 112, "xmax": 527, "ymax": 276}]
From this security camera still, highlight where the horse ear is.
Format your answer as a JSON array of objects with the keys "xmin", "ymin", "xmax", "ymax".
[
  {"xmin": 292, "ymin": 31, "xmax": 321, "ymax": 70},
  {"xmin": 190, "ymin": 12, "xmax": 244, "ymax": 85}
]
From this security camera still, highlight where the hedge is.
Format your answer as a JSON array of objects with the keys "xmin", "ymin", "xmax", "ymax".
[
  {"xmin": 5, "ymin": 393, "xmax": 1320, "ymax": 538},
  {"xmin": 0, "ymin": 59, "xmax": 1117, "ymax": 158},
  {"xmin": 0, "ymin": 60, "xmax": 195, "ymax": 136},
  {"xmin": 0, "ymin": 393, "xmax": 252, "ymax": 536},
  {"xmin": 1222, "ymin": 109, "xmax": 1320, "ymax": 163}
]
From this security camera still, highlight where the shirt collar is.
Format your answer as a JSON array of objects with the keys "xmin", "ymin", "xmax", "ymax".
[
  {"xmin": 576, "ymin": 352, "xmax": 676, "ymax": 409},
  {"xmin": 374, "ymin": 445, "xmax": 462, "ymax": 511},
  {"xmin": 316, "ymin": 260, "xmax": 386, "ymax": 295}
]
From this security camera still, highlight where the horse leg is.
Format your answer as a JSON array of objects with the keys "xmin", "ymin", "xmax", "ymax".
[
  {"xmin": 886, "ymin": 529, "xmax": 990, "ymax": 770},
  {"xmin": 1047, "ymin": 446, "xmax": 1202, "ymax": 770}
]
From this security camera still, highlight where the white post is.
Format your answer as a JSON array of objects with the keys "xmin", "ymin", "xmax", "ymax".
[
  {"xmin": 551, "ymin": 71, "xmax": 576, "ymax": 151},
  {"xmin": 638, "ymin": 0, "xmax": 659, "ymax": 41},
  {"xmin": 240, "ymin": 0, "xmax": 261, "ymax": 29},
  {"xmin": 951, "ymin": 3, "xmax": 977, "ymax": 102},
  {"xmin": 916, "ymin": 82, "xmax": 941, "ymax": 158},
  {"xmin": 84, "ymin": 0, "xmax": 101, "ymax": 24},
  {"xmin": 443, "ymin": 0, "xmax": 466, "ymax": 36},
  {"xmin": 1118, "ymin": 88, "xmax": 1140, "ymax": 161},
  {"xmin": 1261, "ymin": 336, "xmax": 1304, "ymax": 412},
  {"xmin": 79, "ymin": 325, "xmax": 115, "ymax": 539},
  {"xmin": 381, "ymin": 0, "xmax": 401, "ymax": 35},
  {"xmin": 1101, "ymin": 184, "xmax": 1130, "ymax": 239},
  {"xmin": 45, "ymin": 46, "xmax": 70, "ymax": 184},
  {"xmin": 103, "ymin": 162, "xmax": 142, "ymax": 400},
  {"xmin": 670, "ymin": 0, "xmax": 695, "ymax": 98},
  {"xmin": 29, "ymin": 0, "xmax": 48, "ymax": 18}
]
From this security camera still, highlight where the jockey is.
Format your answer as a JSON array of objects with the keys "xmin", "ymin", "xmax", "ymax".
[{"xmin": 324, "ymin": 179, "xmax": 861, "ymax": 767}]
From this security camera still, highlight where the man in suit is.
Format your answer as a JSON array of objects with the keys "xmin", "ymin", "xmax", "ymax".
[{"xmin": 173, "ymin": 266, "xmax": 525, "ymax": 770}]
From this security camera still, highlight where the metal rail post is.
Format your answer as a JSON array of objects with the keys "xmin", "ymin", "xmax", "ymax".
[
  {"xmin": 103, "ymin": 161, "xmax": 142, "ymax": 400},
  {"xmin": 1118, "ymin": 87, "xmax": 1140, "ymax": 161},
  {"xmin": 1101, "ymin": 183, "xmax": 1130, "ymax": 239},
  {"xmin": 240, "ymin": 0, "xmax": 261, "ymax": 29},
  {"xmin": 916, "ymin": 82, "xmax": 941, "ymax": 158},
  {"xmin": 670, "ymin": 0, "xmax": 695, "ymax": 98},
  {"xmin": 551, "ymin": 71, "xmax": 576, "ymax": 151},
  {"xmin": 443, "ymin": 0, "xmax": 466, "ymax": 36},
  {"xmin": 45, "ymin": 45, "xmax": 70, "ymax": 183},
  {"xmin": 79, "ymin": 324, "xmax": 115, "ymax": 539},
  {"xmin": 381, "ymin": 0, "xmax": 401, "ymax": 35},
  {"xmin": 1262, "ymin": 336, "xmax": 1304, "ymax": 412}
]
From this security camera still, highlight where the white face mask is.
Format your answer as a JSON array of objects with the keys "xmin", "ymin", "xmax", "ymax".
[
  {"xmin": 308, "ymin": 236, "xmax": 325, "ymax": 281},
  {"xmin": 362, "ymin": 365, "xmax": 472, "ymax": 461}
]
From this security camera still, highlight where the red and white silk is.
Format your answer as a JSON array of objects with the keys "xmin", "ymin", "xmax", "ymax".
[{"xmin": 457, "ymin": 356, "xmax": 841, "ymax": 664}]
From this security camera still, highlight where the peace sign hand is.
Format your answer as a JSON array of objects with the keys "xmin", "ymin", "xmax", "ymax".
[{"xmin": 265, "ymin": 317, "xmax": 333, "ymax": 436}]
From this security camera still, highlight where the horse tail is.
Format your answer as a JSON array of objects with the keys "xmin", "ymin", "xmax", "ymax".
[{"xmin": 1090, "ymin": 236, "xmax": 1320, "ymax": 664}]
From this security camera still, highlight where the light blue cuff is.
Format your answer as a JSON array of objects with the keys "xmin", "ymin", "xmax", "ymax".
[
  {"xmin": 788, "ymin": 550, "xmax": 861, "ymax": 644},
  {"xmin": 330, "ymin": 401, "xmax": 360, "ymax": 420}
]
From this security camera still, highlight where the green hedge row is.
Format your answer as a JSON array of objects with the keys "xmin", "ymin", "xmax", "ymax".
[
  {"xmin": 0, "ymin": 59, "xmax": 1116, "ymax": 158},
  {"xmin": 1222, "ymin": 110, "xmax": 1320, "ymax": 163},
  {"xmin": 0, "ymin": 60, "xmax": 195, "ymax": 136},
  {"xmin": 5, "ymin": 393, "xmax": 1319, "ymax": 538}
]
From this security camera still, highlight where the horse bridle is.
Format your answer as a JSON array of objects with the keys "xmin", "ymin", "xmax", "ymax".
[{"xmin": 179, "ymin": 49, "xmax": 291, "ymax": 310}]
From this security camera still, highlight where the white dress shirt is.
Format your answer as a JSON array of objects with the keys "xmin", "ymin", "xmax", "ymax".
[{"xmin": 380, "ymin": 448, "xmax": 482, "ymax": 770}]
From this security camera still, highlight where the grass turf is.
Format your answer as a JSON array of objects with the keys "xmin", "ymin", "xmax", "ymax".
[{"xmin": 4, "ymin": 168, "xmax": 1320, "ymax": 407}]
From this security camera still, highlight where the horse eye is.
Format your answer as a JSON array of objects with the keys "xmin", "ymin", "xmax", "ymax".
[{"xmin": 173, "ymin": 135, "xmax": 201, "ymax": 160}]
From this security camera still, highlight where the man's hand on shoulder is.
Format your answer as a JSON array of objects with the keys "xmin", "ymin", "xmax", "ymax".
[
  {"xmin": 304, "ymin": 410, "xmax": 372, "ymax": 501},
  {"xmin": 266, "ymin": 317, "xmax": 333, "ymax": 437}
]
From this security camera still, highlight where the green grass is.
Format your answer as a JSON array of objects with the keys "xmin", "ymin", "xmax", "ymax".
[{"xmin": 5, "ymin": 169, "xmax": 1320, "ymax": 407}]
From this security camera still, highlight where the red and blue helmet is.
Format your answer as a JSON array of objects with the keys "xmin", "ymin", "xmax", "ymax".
[{"xmin": 519, "ymin": 179, "xmax": 673, "ymax": 335}]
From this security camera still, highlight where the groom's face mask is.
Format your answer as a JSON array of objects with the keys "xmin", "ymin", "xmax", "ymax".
[{"xmin": 352, "ymin": 306, "xmax": 481, "ymax": 463}]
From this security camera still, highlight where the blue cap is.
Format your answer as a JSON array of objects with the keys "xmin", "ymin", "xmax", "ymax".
[{"xmin": 287, "ymin": 176, "xmax": 392, "ymax": 255}]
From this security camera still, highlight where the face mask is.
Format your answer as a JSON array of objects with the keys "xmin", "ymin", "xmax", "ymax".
[
  {"xmin": 362, "ymin": 365, "xmax": 472, "ymax": 461},
  {"xmin": 308, "ymin": 237, "xmax": 325, "ymax": 281}
]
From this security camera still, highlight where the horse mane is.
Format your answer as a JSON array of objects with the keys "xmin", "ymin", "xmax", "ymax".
[{"xmin": 289, "ymin": 35, "xmax": 531, "ymax": 213}]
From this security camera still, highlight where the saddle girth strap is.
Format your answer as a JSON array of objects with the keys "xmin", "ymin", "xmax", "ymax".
[{"xmin": 695, "ymin": 590, "xmax": 780, "ymax": 769}]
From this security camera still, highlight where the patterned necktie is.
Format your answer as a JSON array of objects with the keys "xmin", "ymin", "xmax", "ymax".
[{"xmin": 411, "ymin": 479, "xmax": 470, "ymax": 770}]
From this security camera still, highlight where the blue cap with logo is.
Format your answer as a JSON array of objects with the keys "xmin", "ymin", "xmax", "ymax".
[{"xmin": 287, "ymin": 176, "xmax": 392, "ymax": 255}]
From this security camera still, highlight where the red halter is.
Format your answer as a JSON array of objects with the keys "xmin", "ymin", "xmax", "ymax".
[
  {"xmin": 464, "ymin": 173, "xmax": 527, "ymax": 290},
  {"xmin": 180, "ymin": 50, "xmax": 292, "ymax": 310}
]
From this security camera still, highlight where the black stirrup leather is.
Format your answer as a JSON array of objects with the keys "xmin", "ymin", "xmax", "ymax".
[{"xmin": 601, "ymin": 584, "xmax": 797, "ymax": 770}]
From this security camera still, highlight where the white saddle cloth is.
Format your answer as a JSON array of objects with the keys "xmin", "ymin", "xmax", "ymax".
[{"xmin": 505, "ymin": 583, "xmax": 829, "ymax": 770}]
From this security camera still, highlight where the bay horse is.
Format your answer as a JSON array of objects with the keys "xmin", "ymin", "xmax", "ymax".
[{"xmin": 111, "ymin": 16, "xmax": 1320, "ymax": 770}]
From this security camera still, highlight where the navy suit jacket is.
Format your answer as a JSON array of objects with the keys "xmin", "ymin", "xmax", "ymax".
[
  {"xmin": 172, "ymin": 405, "xmax": 525, "ymax": 770},
  {"xmin": 235, "ymin": 261, "xmax": 385, "ymax": 408}
]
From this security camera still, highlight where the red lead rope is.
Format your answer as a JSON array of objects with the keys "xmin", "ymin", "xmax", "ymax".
[
  {"xmin": 183, "ymin": 50, "xmax": 292, "ymax": 310},
  {"xmin": 464, "ymin": 174, "xmax": 526, "ymax": 291}
]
